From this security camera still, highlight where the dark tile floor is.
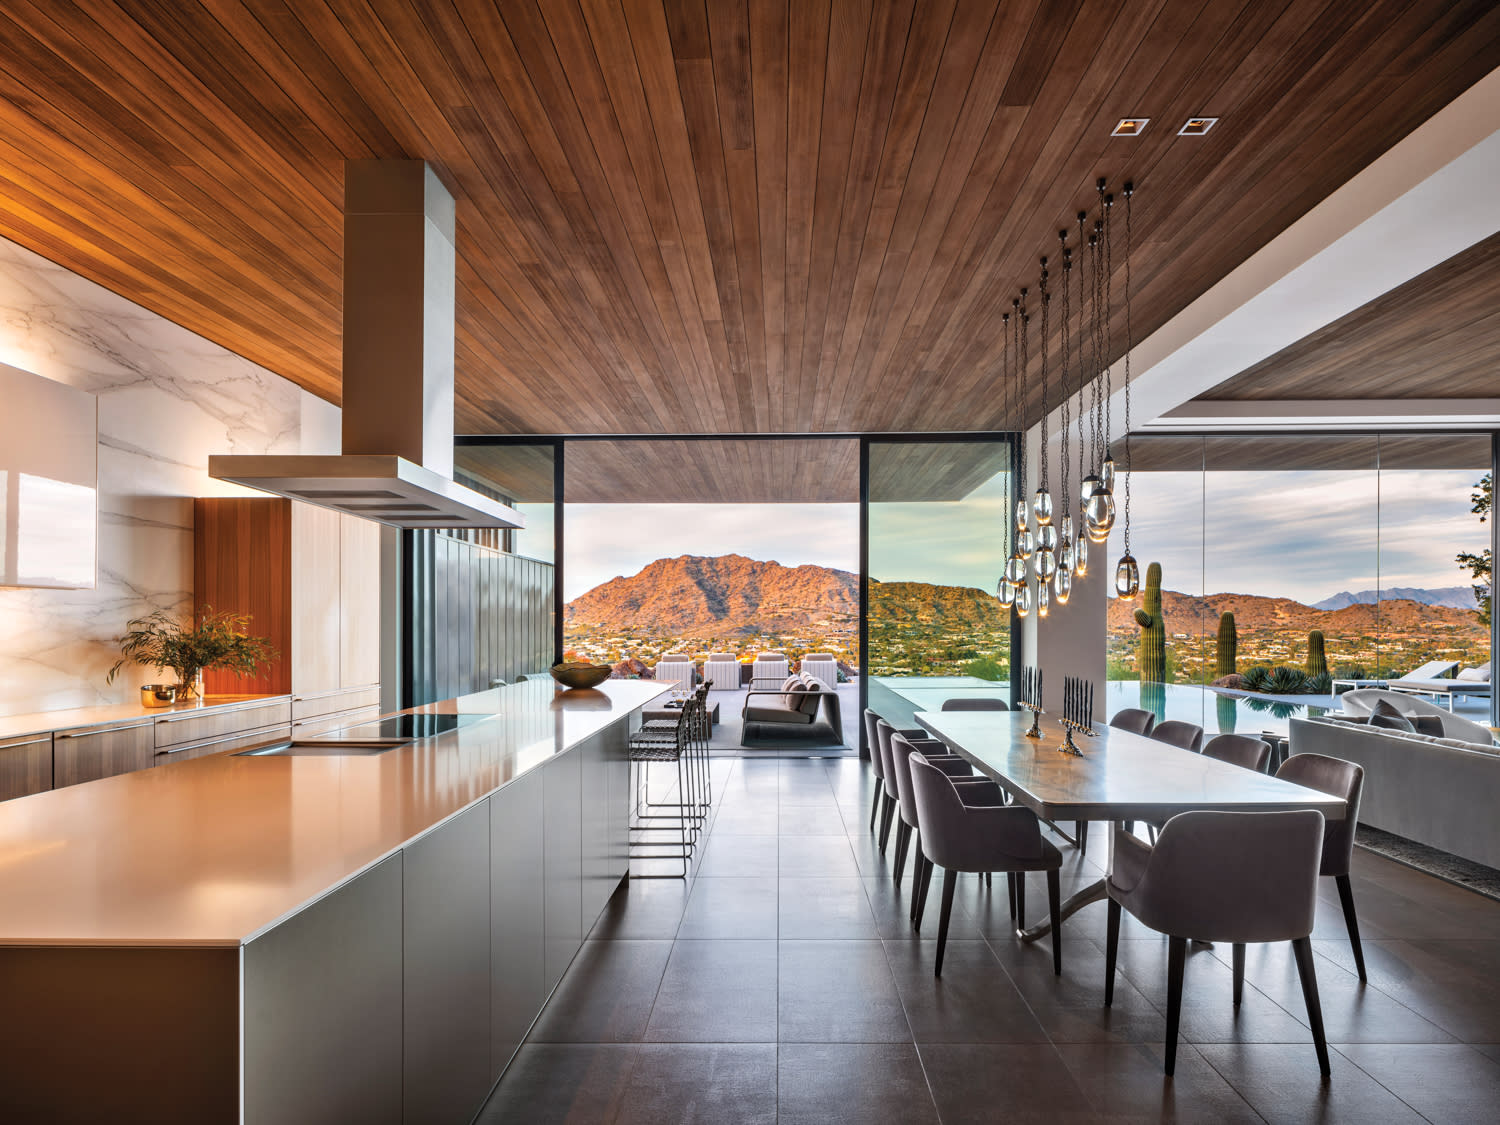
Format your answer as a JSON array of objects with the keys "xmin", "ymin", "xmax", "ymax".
[{"xmin": 477, "ymin": 756, "xmax": 1500, "ymax": 1123}]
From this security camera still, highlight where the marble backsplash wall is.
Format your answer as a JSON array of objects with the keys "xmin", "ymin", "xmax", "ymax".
[{"xmin": 0, "ymin": 236, "xmax": 339, "ymax": 717}]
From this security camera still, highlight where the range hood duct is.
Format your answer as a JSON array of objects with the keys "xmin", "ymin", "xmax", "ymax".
[{"xmin": 211, "ymin": 160, "xmax": 523, "ymax": 530}]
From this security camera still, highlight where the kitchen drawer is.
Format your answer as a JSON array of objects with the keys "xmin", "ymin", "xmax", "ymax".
[
  {"xmin": 291, "ymin": 706, "xmax": 382, "ymax": 739},
  {"xmin": 155, "ymin": 724, "xmax": 293, "ymax": 765},
  {"xmin": 0, "ymin": 733, "xmax": 52, "ymax": 801},
  {"xmin": 292, "ymin": 685, "xmax": 381, "ymax": 722},
  {"xmin": 54, "ymin": 721, "xmax": 154, "ymax": 787},
  {"xmin": 155, "ymin": 700, "xmax": 292, "ymax": 749}
]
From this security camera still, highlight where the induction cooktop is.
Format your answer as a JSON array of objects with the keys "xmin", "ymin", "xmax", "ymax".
[{"xmin": 330, "ymin": 712, "xmax": 490, "ymax": 741}]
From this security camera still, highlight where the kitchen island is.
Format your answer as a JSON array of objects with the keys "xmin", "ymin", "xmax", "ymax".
[{"xmin": 0, "ymin": 678, "xmax": 669, "ymax": 1124}]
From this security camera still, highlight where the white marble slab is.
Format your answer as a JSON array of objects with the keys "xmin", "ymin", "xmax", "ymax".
[{"xmin": 0, "ymin": 236, "xmax": 337, "ymax": 716}]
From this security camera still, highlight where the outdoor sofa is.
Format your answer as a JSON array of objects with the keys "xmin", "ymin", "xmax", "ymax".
[{"xmin": 741, "ymin": 672, "xmax": 845, "ymax": 748}]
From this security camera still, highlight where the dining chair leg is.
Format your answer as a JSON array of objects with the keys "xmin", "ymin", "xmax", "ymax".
[
  {"xmin": 1104, "ymin": 897, "xmax": 1121, "ymax": 1006},
  {"xmin": 909, "ymin": 851, "xmax": 924, "ymax": 921},
  {"xmin": 1291, "ymin": 936, "xmax": 1332, "ymax": 1076},
  {"xmin": 914, "ymin": 857, "xmax": 934, "ymax": 930},
  {"xmin": 1076, "ymin": 820, "xmax": 1088, "ymax": 857},
  {"xmin": 893, "ymin": 821, "xmax": 912, "ymax": 884},
  {"xmin": 1232, "ymin": 943, "xmax": 1246, "ymax": 1006},
  {"xmin": 869, "ymin": 778, "xmax": 883, "ymax": 831},
  {"xmin": 1165, "ymin": 935, "xmax": 1187, "ymax": 1077},
  {"xmin": 1015, "ymin": 873, "xmax": 1026, "ymax": 929},
  {"xmin": 1007, "ymin": 872, "xmax": 1018, "ymax": 920},
  {"xmin": 934, "ymin": 868, "xmax": 958, "ymax": 977},
  {"xmin": 878, "ymin": 795, "xmax": 896, "ymax": 853},
  {"xmin": 1047, "ymin": 868, "xmax": 1062, "ymax": 976},
  {"xmin": 1335, "ymin": 874, "xmax": 1368, "ymax": 983}
]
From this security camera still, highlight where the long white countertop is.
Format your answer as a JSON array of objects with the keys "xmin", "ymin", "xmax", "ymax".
[
  {"xmin": 0, "ymin": 679, "xmax": 669, "ymax": 947},
  {"xmin": 0, "ymin": 693, "xmax": 292, "ymax": 740}
]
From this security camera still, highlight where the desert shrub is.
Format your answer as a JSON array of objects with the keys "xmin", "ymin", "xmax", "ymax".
[
  {"xmin": 1267, "ymin": 665, "xmax": 1308, "ymax": 694},
  {"xmin": 1242, "ymin": 665, "xmax": 1272, "ymax": 692}
]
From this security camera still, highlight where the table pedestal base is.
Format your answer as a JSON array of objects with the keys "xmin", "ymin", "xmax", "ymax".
[{"xmin": 1019, "ymin": 878, "xmax": 1106, "ymax": 942}]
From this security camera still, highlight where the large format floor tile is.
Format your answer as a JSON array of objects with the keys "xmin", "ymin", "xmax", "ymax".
[{"xmin": 480, "ymin": 754, "xmax": 1500, "ymax": 1122}]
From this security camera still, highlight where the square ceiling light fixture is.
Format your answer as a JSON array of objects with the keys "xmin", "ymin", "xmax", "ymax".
[
  {"xmin": 1178, "ymin": 117, "xmax": 1219, "ymax": 136},
  {"xmin": 1111, "ymin": 117, "xmax": 1149, "ymax": 137}
]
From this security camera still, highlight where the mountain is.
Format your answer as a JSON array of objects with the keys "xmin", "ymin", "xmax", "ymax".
[
  {"xmin": 565, "ymin": 554, "xmax": 859, "ymax": 639},
  {"xmin": 1108, "ymin": 589, "xmax": 1483, "ymax": 635},
  {"xmin": 565, "ymin": 554, "xmax": 1006, "ymax": 641},
  {"xmin": 1313, "ymin": 586, "xmax": 1477, "ymax": 611}
]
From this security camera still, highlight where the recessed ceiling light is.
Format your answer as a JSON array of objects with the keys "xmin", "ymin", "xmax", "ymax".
[
  {"xmin": 1111, "ymin": 118, "xmax": 1149, "ymax": 137},
  {"xmin": 1178, "ymin": 117, "xmax": 1218, "ymax": 136}
]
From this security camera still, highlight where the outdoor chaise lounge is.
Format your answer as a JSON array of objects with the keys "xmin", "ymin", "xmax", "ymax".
[{"xmin": 1386, "ymin": 661, "xmax": 1491, "ymax": 710}]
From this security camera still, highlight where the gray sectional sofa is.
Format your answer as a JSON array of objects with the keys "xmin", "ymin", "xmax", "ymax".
[{"xmin": 1290, "ymin": 693, "xmax": 1500, "ymax": 868}]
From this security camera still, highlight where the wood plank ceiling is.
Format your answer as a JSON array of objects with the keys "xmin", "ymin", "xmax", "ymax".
[
  {"xmin": 1197, "ymin": 231, "xmax": 1500, "ymax": 401},
  {"xmin": 0, "ymin": 1, "xmax": 1495, "ymax": 436}
]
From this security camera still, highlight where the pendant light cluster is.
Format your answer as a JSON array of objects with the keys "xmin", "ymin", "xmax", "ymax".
[{"xmin": 997, "ymin": 178, "xmax": 1139, "ymax": 616}]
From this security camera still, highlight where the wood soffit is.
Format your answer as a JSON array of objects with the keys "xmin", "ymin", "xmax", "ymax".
[
  {"xmin": 0, "ymin": 2, "xmax": 1496, "ymax": 436},
  {"xmin": 1198, "ymin": 232, "xmax": 1500, "ymax": 402}
]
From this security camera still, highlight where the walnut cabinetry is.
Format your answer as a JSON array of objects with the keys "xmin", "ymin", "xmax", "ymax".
[
  {"xmin": 0, "ymin": 733, "xmax": 53, "ymax": 800},
  {"xmin": 53, "ymin": 721, "xmax": 154, "ymax": 787},
  {"xmin": 196, "ymin": 498, "xmax": 382, "ymax": 699}
]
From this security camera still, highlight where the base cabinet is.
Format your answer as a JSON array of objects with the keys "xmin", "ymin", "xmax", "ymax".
[
  {"xmin": 543, "ymin": 745, "xmax": 584, "ymax": 993},
  {"xmin": 0, "ymin": 734, "xmax": 52, "ymax": 799},
  {"xmin": 491, "ymin": 768, "xmax": 546, "ymax": 1074},
  {"xmin": 52, "ymin": 721, "xmax": 153, "ymax": 786}
]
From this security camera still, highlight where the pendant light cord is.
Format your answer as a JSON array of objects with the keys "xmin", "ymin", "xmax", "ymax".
[
  {"xmin": 1122, "ymin": 182, "xmax": 1134, "ymax": 556},
  {"xmin": 1038, "ymin": 261, "xmax": 1049, "ymax": 494}
]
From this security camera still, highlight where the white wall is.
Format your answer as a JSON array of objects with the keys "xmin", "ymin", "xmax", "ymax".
[{"xmin": 0, "ymin": 237, "xmax": 339, "ymax": 717}]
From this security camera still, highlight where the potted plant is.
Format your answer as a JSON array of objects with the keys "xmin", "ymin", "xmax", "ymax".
[{"xmin": 106, "ymin": 606, "xmax": 276, "ymax": 699}]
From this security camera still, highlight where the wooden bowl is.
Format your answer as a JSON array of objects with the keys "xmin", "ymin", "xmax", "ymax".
[{"xmin": 549, "ymin": 662, "xmax": 612, "ymax": 690}]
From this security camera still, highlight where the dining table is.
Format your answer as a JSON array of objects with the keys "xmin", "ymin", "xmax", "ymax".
[{"xmin": 915, "ymin": 707, "xmax": 1348, "ymax": 942}]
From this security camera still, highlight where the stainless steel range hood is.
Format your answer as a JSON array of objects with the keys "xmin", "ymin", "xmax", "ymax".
[{"xmin": 210, "ymin": 161, "xmax": 523, "ymax": 530}]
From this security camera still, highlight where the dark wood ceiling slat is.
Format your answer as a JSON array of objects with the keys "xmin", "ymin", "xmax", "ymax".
[{"xmin": 0, "ymin": 1, "xmax": 1488, "ymax": 432}]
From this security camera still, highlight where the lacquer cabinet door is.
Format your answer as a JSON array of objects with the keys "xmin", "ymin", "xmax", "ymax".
[
  {"xmin": 491, "ymin": 768, "xmax": 546, "ymax": 1076},
  {"xmin": 290, "ymin": 502, "xmax": 341, "ymax": 696},
  {"xmin": 0, "ymin": 733, "xmax": 52, "ymax": 800},
  {"xmin": 339, "ymin": 512, "xmax": 382, "ymax": 689}
]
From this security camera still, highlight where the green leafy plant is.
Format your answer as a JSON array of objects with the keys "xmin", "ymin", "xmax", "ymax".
[
  {"xmin": 1242, "ymin": 665, "xmax": 1271, "ymax": 692},
  {"xmin": 1305, "ymin": 671, "xmax": 1333, "ymax": 694},
  {"xmin": 1267, "ymin": 665, "xmax": 1309, "ymax": 694},
  {"xmin": 1334, "ymin": 664, "xmax": 1368, "ymax": 681},
  {"xmin": 106, "ymin": 606, "xmax": 275, "ymax": 692}
]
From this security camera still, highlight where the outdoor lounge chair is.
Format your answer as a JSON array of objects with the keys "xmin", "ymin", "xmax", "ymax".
[
  {"xmin": 750, "ymin": 651, "xmax": 790, "ymax": 689},
  {"xmin": 653, "ymin": 653, "xmax": 696, "ymax": 691},
  {"xmin": 1386, "ymin": 660, "xmax": 1490, "ymax": 710},
  {"xmin": 800, "ymin": 653, "xmax": 839, "ymax": 689},
  {"xmin": 704, "ymin": 653, "xmax": 741, "ymax": 692}
]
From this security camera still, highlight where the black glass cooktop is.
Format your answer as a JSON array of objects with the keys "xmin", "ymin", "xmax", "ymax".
[{"xmin": 333, "ymin": 713, "xmax": 490, "ymax": 741}]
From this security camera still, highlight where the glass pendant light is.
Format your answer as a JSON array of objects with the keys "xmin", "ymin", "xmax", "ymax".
[
  {"xmin": 1032, "ymin": 488, "xmax": 1053, "ymax": 526},
  {"xmin": 1112, "ymin": 181, "xmax": 1140, "ymax": 600},
  {"xmin": 1054, "ymin": 562, "xmax": 1072, "ymax": 604},
  {"xmin": 1037, "ymin": 578, "xmax": 1050, "ymax": 617},
  {"xmin": 1075, "ymin": 530, "xmax": 1089, "ymax": 576},
  {"xmin": 1016, "ymin": 581, "xmax": 1034, "ymax": 618},
  {"xmin": 1079, "ymin": 472, "xmax": 1100, "ymax": 505},
  {"xmin": 1085, "ymin": 485, "xmax": 1115, "ymax": 540},
  {"xmin": 1100, "ymin": 455, "xmax": 1116, "ymax": 492},
  {"xmin": 1039, "ymin": 523, "xmax": 1058, "ymax": 552},
  {"xmin": 997, "ymin": 577, "xmax": 1015, "ymax": 607},
  {"xmin": 1036, "ymin": 546, "xmax": 1056, "ymax": 580},
  {"xmin": 1017, "ymin": 525, "xmax": 1036, "ymax": 560},
  {"xmin": 1006, "ymin": 553, "xmax": 1027, "ymax": 586},
  {"xmin": 1115, "ymin": 553, "xmax": 1139, "ymax": 598},
  {"xmin": 1059, "ymin": 537, "xmax": 1074, "ymax": 571}
]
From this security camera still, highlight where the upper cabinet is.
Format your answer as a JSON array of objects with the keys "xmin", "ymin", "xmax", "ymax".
[{"xmin": 195, "ymin": 498, "xmax": 382, "ymax": 697}]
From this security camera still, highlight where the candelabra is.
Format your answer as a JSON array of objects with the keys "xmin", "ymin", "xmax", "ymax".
[
  {"xmin": 1057, "ymin": 675, "xmax": 1095, "ymax": 756},
  {"xmin": 1019, "ymin": 665, "xmax": 1044, "ymax": 739}
]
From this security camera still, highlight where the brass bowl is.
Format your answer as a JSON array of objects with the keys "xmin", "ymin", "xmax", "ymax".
[
  {"xmin": 140, "ymin": 684, "xmax": 179, "ymax": 708},
  {"xmin": 549, "ymin": 662, "xmax": 612, "ymax": 690}
]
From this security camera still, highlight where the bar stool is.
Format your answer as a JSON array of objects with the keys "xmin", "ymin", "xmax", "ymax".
[{"xmin": 627, "ymin": 706, "xmax": 699, "ymax": 879}]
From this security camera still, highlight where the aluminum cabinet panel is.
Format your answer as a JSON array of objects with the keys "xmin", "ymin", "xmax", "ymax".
[
  {"xmin": 403, "ymin": 800, "xmax": 492, "ymax": 1124},
  {"xmin": 491, "ymin": 767, "xmax": 546, "ymax": 1075},
  {"xmin": 543, "ymin": 745, "xmax": 583, "ymax": 992},
  {"xmin": 607, "ymin": 721, "xmax": 631, "ymax": 882},
  {"xmin": 580, "ymin": 730, "xmax": 612, "ymax": 932},
  {"xmin": 243, "ymin": 854, "xmax": 402, "ymax": 1125}
]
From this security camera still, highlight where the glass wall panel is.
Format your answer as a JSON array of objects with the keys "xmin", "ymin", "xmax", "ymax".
[
  {"xmin": 1105, "ymin": 436, "xmax": 1205, "ymax": 729},
  {"xmin": 1376, "ymin": 435, "xmax": 1491, "ymax": 689},
  {"xmin": 560, "ymin": 438, "xmax": 859, "ymax": 687},
  {"xmin": 866, "ymin": 439, "xmax": 1012, "ymax": 715},
  {"xmin": 453, "ymin": 442, "xmax": 556, "ymax": 562}
]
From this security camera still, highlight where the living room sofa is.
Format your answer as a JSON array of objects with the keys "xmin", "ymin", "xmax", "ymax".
[{"xmin": 1290, "ymin": 707, "xmax": 1500, "ymax": 869}]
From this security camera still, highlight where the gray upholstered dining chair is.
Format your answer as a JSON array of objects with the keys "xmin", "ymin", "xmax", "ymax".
[
  {"xmin": 1276, "ymin": 752, "xmax": 1367, "ymax": 981},
  {"xmin": 886, "ymin": 733, "xmax": 975, "ymax": 886},
  {"xmin": 1149, "ymin": 720, "xmax": 1204, "ymax": 753},
  {"xmin": 863, "ymin": 709, "xmax": 886, "ymax": 831},
  {"xmin": 1201, "ymin": 733, "xmax": 1271, "ymax": 773},
  {"xmin": 1105, "ymin": 810, "xmax": 1330, "ymax": 1076},
  {"xmin": 940, "ymin": 698, "xmax": 1011, "ymax": 711},
  {"xmin": 874, "ymin": 718, "xmax": 944, "ymax": 852},
  {"xmin": 1110, "ymin": 708, "xmax": 1157, "ymax": 737},
  {"xmin": 908, "ymin": 753, "xmax": 1063, "ymax": 977}
]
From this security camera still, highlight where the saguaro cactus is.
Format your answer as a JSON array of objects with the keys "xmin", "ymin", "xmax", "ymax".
[
  {"xmin": 1216, "ymin": 612, "xmax": 1237, "ymax": 680},
  {"xmin": 1134, "ymin": 562, "xmax": 1166, "ymax": 685},
  {"xmin": 1306, "ymin": 630, "xmax": 1328, "ymax": 678}
]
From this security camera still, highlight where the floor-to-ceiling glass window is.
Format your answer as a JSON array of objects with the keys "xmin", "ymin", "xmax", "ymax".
[
  {"xmin": 865, "ymin": 438, "xmax": 1013, "ymax": 720},
  {"xmin": 1105, "ymin": 430, "xmax": 1494, "ymax": 735}
]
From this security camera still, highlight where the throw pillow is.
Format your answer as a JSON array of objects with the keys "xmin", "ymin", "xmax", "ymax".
[
  {"xmin": 1411, "ymin": 715, "xmax": 1446, "ymax": 738},
  {"xmin": 1368, "ymin": 710, "xmax": 1415, "ymax": 734},
  {"xmin": 1457, "ymin": 663, "xmax": 1490, "ymax": 682}
]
